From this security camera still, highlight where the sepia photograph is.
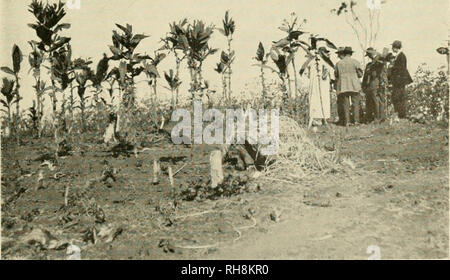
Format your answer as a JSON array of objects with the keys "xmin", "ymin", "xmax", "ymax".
[{"xmin": 0, "ymin": 0, "xmax": 448, "ymax": 261}]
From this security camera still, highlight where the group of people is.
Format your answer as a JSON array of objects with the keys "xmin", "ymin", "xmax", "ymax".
[{"xmin": 308, "ymin": 40, "xmax": 413, "ymax": 127}]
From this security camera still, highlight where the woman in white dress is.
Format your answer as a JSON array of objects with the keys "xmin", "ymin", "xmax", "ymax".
[{"xmin": 308, "ymin": 47, "xmax": 333, "ymax": 127}]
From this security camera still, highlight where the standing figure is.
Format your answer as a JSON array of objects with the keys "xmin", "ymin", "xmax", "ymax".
[
  {"xmin": 308, "ymin": 47, "xmax": 333, "ymax": 127},
  {"xmin": 389, "ymin": 40, "xmax": 413, "ymax": 119},
  {"xmin": 362, "ymin": 47, "xmax": 387, "ymax": 123},
  {"xmin": 334, "ymin": 47, "xmax": 364, "ymax": 126}
]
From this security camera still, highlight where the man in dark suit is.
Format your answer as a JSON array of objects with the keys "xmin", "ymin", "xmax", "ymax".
[
  {"xmin": 389, "ymin": 40, "xmax": 413, "ymax": 118},
  {"xmin": 362, "ymin": 47, "xmax": 387, "ymax": 123}
]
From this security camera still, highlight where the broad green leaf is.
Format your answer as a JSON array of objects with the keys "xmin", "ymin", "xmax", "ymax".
[
  {"xmin": 95, "ymin": 55, "xmax": 109, "ymax": 84},
  {"xmin": 286, "ymin": 53, "xmax": 294, "ymax": 66},
  {"xmin": 0, "ymin": 100, "xmax": 9, "ymax": 108},
  {"xmin": 115, "ymin": 23, "xmax": 129, "ymax": 34},
  {"xmin": 320, "ymin": 52, "xmax": 335, "ymax": 68},
  {"xmin": 288, "ymin": 30, "xmax": 306, "ymax": 41},
  {"xmin": 299, "ymin": 56, "xmax": 314, "ymax": 76},
  {"xmin": 220, "ymin": 51, "xmax": 229, "ymax": 64},
  {"xmin": 256, "ymin": 42, "xmax": 265, "ymax": 62},
  {"xmin": 54, "ymin": 23, "xmax": 71, "ymax": 33},
  {"xmin": 145, "ymin": 64, "xmax": 159, "ymax": 78},
  {"xmin": 109, "ymin": 45, "xmax": 122, "ymax": 57},
  {"xmin": 272, "ymin": 38, "xmax": 290, "ymax": 48},
  {"xmin": 323, "ymin": 39, "xmax": 337, "ymax": 50},
  {"xmin": 217, "ymin": 28, "xmax": 226, "ymax": 36},
  {"xmin": 27, "ymin": 23, "xmax": 39, "ymax": 30},
  {"xmin": 12, "ymin": 44, "xmax": 23, "ymax": 73},
  {"xmin": 437, "ymin": 47, "xmax": 449, "ymax": 55},
  {"xmin": 270, "ymin": 49, "xmax": 279, "ymax": 62},
  {"xmin": 1, "ymin": 67, "xmax": 15, "ymax": 76},
  {"xmin": 131, "ymin": 34, "xmax": 149, "ymax": 47}
]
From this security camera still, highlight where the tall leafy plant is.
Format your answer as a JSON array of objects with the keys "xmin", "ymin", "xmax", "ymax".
[
  {"xmin": 0, "ymin": 78, "xmax": 16, "ymax": 136},
  {"xmin": 51, "ymin": 43, "xmax": 74, "ymax": 134},
  {"xmin": 87, "ymin": 54, "xmax": 109, "ymax": 131},
  {"xmin": 214, "ymin": 61, "xmax": 227, "ymax": 102},
  {"xmin": 252, "ymin": 42, "xmax": 269, "ymax": 105},
  {"xmin": 28, "ymin": 41, "xmax": 46, "ymax": 137},
  {"xmin": 143, "ymin": 52, "xmax": 166, "ymax": 102},
  {"xmin": 28, "ymin": 101, "xmax": 39, "ymax": 137},
  {"xmin": 161, "ymin": 19, "xmax": 188, "ymax": 106},
  {"xmin": 1, "ymin": 45, "xmax": 23, "ymax": 141},
  {"xmin": 184, "ymin": 20, "xmax": 216, "ymax": 102},
  {"xmin": 217, "ymin": 11, "xmax": 235, "ymax": 101},
  {"xmin": 74, "ymin": 65, "xmax": 92, "ymax": 132},
  {"xmin": 277, "ymin": 13, "xmax": 307, "ymax": 97},
  {"xmin": 107, "ymin": 23, "xmax": 149, "ymax": 143},
  {"xmin": 68, "ymin": 57, "xmax": 92, "ymax": 131},
  {"xmin": 28, "ymin": 0, "xmax": 71, "ymax": 159},
  {"xmin": 163, "ymin": 69, "xmax": 182, "ymax": 108}
]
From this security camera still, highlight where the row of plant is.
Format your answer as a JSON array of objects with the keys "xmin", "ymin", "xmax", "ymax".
[
  {"xmin": 1, "ymin": 1, "xmax": 448, "ymax": 151},
  {"xmin": 0, "ymin": 3, "xmax": 318, "ymax": 146}
]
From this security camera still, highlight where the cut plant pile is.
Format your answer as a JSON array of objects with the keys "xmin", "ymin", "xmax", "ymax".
[{"xmin": 260, "ymin": 116, "xmax": 346, "ymax": 184}]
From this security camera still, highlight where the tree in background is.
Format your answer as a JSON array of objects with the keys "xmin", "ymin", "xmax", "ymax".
[{"xmin": 331, "ymin": 0, "xmax": 385, "ymax": 64}]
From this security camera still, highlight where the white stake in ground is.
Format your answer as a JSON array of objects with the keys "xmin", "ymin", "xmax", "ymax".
[
  {"xmin": 168, "ymin": 166, "xmax": 175, "ymax": 197},
  {"xmin": 152, "ymin": 159, "xmax": 160, "ymax": 185},
  {"xmin": 64, "ymin": 185, "xmax": 70, "ymax": 207},
  {"xmin": 210, "ymin": 150, "xmax": 224, "ymax": 188}
]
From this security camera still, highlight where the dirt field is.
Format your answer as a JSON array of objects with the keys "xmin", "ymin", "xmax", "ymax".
[{"xmin": 1, "ymin": 119, "xmax": 448, "ymax": 259}]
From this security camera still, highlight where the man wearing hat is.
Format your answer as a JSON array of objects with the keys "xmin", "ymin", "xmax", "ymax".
[
  {"xmin": 334, "ymin": 46, "xmax": 364, "ymax": 126},
  {"xmin": 389, "ymin": 40, "xmax": 413, "ymax": 118},
  {"xmin": 362, "ymin": 47, "xmax": 387, "ymax": 123},
  {"xmin": 336, "ymin": 47, "xmax": 346, "ymax": 60}
]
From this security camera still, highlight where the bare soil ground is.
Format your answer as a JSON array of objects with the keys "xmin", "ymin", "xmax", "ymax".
[{"xmin": 1, "ymin": 120, "xmax": 448, "ymax": 259}]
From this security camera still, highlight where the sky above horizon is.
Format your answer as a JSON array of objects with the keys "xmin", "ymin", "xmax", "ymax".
[{"xmin": 0, "ymin": 0, "xmax": 448, "ymax": 114}]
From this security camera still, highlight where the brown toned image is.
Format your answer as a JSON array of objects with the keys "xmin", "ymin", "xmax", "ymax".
[{"xmin": 0, "ymin": 0, "xmax": 448, "ymax": 260}]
